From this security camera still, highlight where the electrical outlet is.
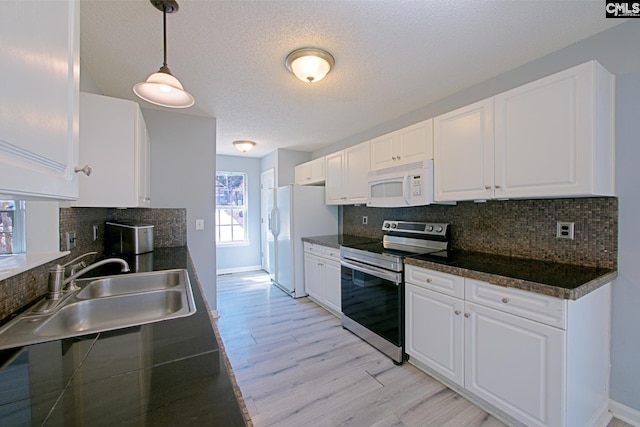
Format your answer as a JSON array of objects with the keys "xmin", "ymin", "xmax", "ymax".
[
  {"xmin": 362, "ymin": 216, "xmax": 368, "ymax": 225},
  {"xmin": 65, "ymin": 231, "xmax": 77, "ymax": 250},
  {"xmin": 556, "ymin": 222, "xmax": 575, "ymax": 240},
  {"xmin": 196, "ymin": 219, "xmax": 205, "ymax": 230}
]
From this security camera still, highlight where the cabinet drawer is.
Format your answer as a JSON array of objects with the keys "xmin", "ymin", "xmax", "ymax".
[
  {"xmin": 304, "ymin": 242, "xmax": 322, "ymax": 255},
  {"xmin": 465, "ymin": 279, "xmax": 566, "ymax": 329},
  {"xmin": 322, "ymin": 246, "xmax": 340, "ymax": 261},
  {"xmin": 405, "ymin": 265, "xmax": 464, "ymax": 299}
]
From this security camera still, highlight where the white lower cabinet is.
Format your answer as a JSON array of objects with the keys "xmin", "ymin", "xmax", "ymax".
[
  {"xmin": 303, "ymin": 243, "xmax": 341, "ymax": 315},
  {"xmin": 405, "ymin": 265, "xmax": 611, "ymax": 427}
]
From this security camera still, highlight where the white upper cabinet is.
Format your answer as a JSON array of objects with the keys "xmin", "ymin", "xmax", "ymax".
[
  {"xmin": 434, "ymin": 61, "xmax": 614, "ymax": 202},
  {"xmin": 370, "ymin": 119, "xmax": 433, "ymax": 170},
  {"xmin": 325, "ymin": 141, "xmax": 370, "ymax": 205},
  {"xmin": 434, "ymin": 99, "xmax": 494, "ymax": 201},
  {"xmin": 494, "ymin": 61, "xmax": 614, "ymax": 199},
  {"xmin": 0, "ymin": 0, "xmax": 79, "ymax": 200},
  {"xmin": 73, "ymin": 93, "xmax": 151, "ymax": 208},
  {"xmin": 294, "ymin": 156, "xmax": 325, "ymax": 185}
]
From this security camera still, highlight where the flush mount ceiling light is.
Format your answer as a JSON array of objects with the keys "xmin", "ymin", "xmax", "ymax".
[
  {"xmin": 233, "ymin": 140, "xmax": 256, "ymax": 153},
  {"xmin": 285, "ymin": 47, "xmax": 335, "ymax": 83},
  {"xmin": 133, "ymin": 0, "xmax": 194, "ymax": 108}
]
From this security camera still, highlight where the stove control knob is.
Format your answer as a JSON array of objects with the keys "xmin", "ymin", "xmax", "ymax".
[
  {"xmin": 384, "ymin": 222, "xmax": 391, "ymax": 228},
  {"xmin": 435, "ymin": 226, "xmax": 443, "ymax": 233},
  {"xmin": 391, "ymin": 223, "xmax": 397, "ymax": 229},
  {"xmin": 426, "ymin": 226, "xmax": 433, "ymax": 232}
]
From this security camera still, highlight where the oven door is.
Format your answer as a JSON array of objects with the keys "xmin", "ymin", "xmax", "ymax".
[{"xmin": 340, "ymin": 258, "xmax": 403, "ymax": 348}]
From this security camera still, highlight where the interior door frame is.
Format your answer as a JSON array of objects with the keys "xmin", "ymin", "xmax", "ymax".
[{"xmin": 260, "ymin": 168, "xmax": 275, "ymax": 272}]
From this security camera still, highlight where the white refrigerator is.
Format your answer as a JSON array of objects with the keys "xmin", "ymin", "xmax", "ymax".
[{"xmin": 268, "ymin": 185, "xmax": 338, "ymax": 298}]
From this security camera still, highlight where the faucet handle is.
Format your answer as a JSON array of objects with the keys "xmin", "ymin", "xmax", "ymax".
[{"xmin": 62, "ymin": 251, "xmax": 98, "ymax": 269}]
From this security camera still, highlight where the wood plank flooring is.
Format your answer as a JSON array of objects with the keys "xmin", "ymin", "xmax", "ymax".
[{"xmin": 215, "ymin": 271, "xmax": 631, "ymax": 427}]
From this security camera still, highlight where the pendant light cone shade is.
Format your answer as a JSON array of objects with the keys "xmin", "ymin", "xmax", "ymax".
[
  {"xmin": 133, "ymin": 0, "xmax": 194, "ymax": 108},
  {"xmin": 233, "ymin": 140, "xmax": 256, "ymax": 152},
  {"xmin": 286, "ymin": 48, "xmax": 335, "ymax": 83}
]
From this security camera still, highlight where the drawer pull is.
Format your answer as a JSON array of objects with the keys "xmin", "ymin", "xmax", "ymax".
[
  {"xmin": 464, "ymin": 313, "xmax": 470, "ymax": 318},
  {"xmin": 454, "ymin": 310, "xmax": 461, "ymax": 315},
  {"xmin": 426, "ymin": 278, "xmax": 432, "ymax": 283},
  {"xmin": 501, "ymin": 297, "xmax": 509, "ymax": 303}
]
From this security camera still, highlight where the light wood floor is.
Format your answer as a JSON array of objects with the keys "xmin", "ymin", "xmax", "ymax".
[{"xmin": 215, "ymin": 271, "xmax": 632, "ymax": 427}]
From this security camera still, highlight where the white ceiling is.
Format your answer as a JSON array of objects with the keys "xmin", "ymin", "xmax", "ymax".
[{"xmin": 80, "ymin": 0, "xmax": 625, "ymax": 158}]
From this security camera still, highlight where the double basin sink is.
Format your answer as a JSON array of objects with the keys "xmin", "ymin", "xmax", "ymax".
[{"xmin": 0, "ymin": 269, "xmax": 196, "ymax": 350}]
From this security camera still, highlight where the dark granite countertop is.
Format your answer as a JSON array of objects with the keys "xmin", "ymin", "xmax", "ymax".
[
  {"xmin": 405, "ymin": 250, "xmax": 617, "ymax": 300},
  {"xmin": 0, "ymin": 247, "xmax": 247, "ymax": 426},
  {"xmin": 302, "ymin": 234, "xmax": 378, "ymax": 249}
]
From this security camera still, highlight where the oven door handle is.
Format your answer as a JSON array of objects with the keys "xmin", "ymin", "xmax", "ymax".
[{"xmin": 340, "ymin": 258, "xmax": 402, "ymax": 285}]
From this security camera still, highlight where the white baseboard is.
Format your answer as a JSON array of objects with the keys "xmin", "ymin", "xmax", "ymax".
[
  {"xmin": 610, "ymin": 400, "xmax": 640, "ymax": 426},
  {"xmin": 216, "ymin": 265, "xmax": 263, "ymax": 275}
]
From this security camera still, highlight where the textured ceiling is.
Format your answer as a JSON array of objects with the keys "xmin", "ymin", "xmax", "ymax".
[{"xmin": 80, "ymin": 0, "xmax": 624, "ymax": 158}]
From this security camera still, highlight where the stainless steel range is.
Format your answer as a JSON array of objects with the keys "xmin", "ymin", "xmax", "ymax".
[{"xmin": 340, "ymin": 220, "xmax": 450, "ymax": 364}]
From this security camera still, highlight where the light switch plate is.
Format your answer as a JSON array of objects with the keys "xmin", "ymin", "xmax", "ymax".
[
  {"xmin": 196, "ymin": 219, "xmax": 205, "ymax": 230},
  {"xmin": 65, "ymin": 231, "xmax": 76, "ymax": 250}
]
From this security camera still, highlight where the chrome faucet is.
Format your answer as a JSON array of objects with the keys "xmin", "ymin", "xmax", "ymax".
[
  {"xmin": 63, "ymin": 258, "xmax": 130, "ymax": 289},
  {"xmin": 37, "ymin": 256, "xmax": 129, "ymax": 314}
]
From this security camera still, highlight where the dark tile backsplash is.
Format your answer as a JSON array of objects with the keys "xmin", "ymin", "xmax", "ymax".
[
  {"xmin": 0, "ymin": 207, "xmax": 187, "ymax": 323},
  {"xmin": 343, "ymin": 197, "xmax": 617, "ymax": 269}
]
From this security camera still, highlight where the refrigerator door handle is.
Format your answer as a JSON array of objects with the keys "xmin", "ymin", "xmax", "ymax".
[{"xmin": 271, "ymin": 207, "xmax": 280, "ymax": 237}]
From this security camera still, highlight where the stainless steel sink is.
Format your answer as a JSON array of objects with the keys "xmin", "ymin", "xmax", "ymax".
[
  {"xmin": 76, "ymin": 270, "xmax": 182, "ymax": 299},
  {"xmin": 0, "ymin": 269, "xmax": 196, "ymax": 350}
]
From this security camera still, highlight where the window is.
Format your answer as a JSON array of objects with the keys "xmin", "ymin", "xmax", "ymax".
[
  {"xmin": 0, "ymin": 200, "xmax": 26, "ymax": 255},
  {"xmin": 215, "ymin": 172, "xmax": 248, "ymax": 244}
]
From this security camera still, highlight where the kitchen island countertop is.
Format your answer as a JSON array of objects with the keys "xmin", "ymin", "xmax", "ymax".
[{"xmin": 0, "ymin": 247, "xmax": 248, "ymax": 426}]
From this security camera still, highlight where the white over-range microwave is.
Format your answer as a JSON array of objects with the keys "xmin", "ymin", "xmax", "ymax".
[{"xmin": 367, "ymin": 159, "xmax": 434, "ymax": 208}]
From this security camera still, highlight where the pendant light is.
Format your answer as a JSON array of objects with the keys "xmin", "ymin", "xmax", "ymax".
[
  {"xmin": 285, "ymin": 48, "xmax": 335, "ymax": 83},
  {"xmin": 134, "ymin": 0, "xmax": 194, "ymax": 108}
]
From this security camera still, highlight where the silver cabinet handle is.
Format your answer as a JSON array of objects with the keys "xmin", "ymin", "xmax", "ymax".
[
  {"xmin": 495, "ymin": 185, "xmax": 502, "ymax": 189},
  {"xmin": 74, "ymin": 165, "xmax": 92, "ymax": 176},
  {"xmin": 464, "ymin": 313, "xmax": 470, "ymax": 318},
  {"xmin": 397, "ymin": 155, "xmax": 401, "ymax": 159},
  {"xmin": 426, "ymin": 278, "xmax": 432, "ymax": 283},
  {"xmin": 501, "ymin": 297, "xmax": 509, "ymax": 303},
  {"xmin": 454, "ymin": 310, "xmax": 461, "ymax": 315},
  {"xmin": 484, "ymin": 185, "xmax": 491, "ymax": 190},
  {"xmin": 392, "ymin": 156, "xmax": 397, "ymax": 160}
]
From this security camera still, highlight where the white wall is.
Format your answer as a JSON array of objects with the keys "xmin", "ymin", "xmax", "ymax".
[
  {"xmin": 216, "ymin": 155, "xmax": 262, "ymax": 273},
  {"xmin": 260, "ymin": 148, "xmax": 310, "ymax": 186},
  {"xmin": 143, "ymin": 109, "xmax": 217, "ymax": 309},
  {"xmin": 315, "ymin": 20, "xmax": 640, "ymax": 414}
]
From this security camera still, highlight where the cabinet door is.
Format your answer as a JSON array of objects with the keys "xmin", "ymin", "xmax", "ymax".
[
  {"xmin": 76, "ymin": 93, "xmax": 138, "ymax": 207},
  {"xmin": 397, "ymin": 119, "xmax": 433, "ymax": 164},
  {"xmin": 323, "ymin": 259, "xmax": 341, "ymax": 314},
  {"xmin": 464, "ymin": 303, "xmax": 564, "ymax": 427},
  {"xmin": 434, "ymin": 98, "xmax": 494, "ymax": 201},
  {"xmin": 304, "ymin": 253, "xmax": 323, "ymax": 301},
  {"xmin": 369, "ymin": 133, "xmax": 396, "ymax": 170},
  {"xmin": 136, "ymin": 109, "xmax": 151, "ymax": 206},
  {"xmin": 309, "ymin": 157, "xmax": 325, "ymax": 184},
  {"xmin": 0, "ymin": 0, "xmax": 79, "ymax": 200},
  {"xmin": 406, "ymin": 284, "xmax": 464, "ymax": 386},
  {"xmin": 294, "ymin": 163, "xmax": 309, "ymax": 185},
  {"xmin": 494, "ymin": 61, "xmax": 613, "ymax": 198},
  {"xmin": 344, "ymin": 141, "xmax": 370, "ymax": 203},
  {"xmin": 325, "ymin": 151, "xmax": 345, "ymax": 204}
]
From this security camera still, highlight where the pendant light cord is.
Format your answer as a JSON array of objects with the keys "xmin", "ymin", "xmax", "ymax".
[{"xmin": 162, "ymin": 6, "xmax": 168, "ymax": 69}]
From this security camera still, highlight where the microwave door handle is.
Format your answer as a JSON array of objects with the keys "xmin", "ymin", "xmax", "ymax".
[{"xmin": 404, "ymin": 173, "xmax": 411, "ymax": 205}]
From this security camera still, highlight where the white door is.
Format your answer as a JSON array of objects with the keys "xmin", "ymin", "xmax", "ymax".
[
  {"xmin": 434, "ymin": 98, "xmax": 494, "ymax": 201},
  {"xmin": 261, "ymin": 169, "xmax": 275, "ymax": 273},
  {"xmin": 464, "ymin": 302, "xmax": 564, "ymax": 427},
  {"xmin": 405, "ymin": 284, "xmax": 464, "ymax": 386}
]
